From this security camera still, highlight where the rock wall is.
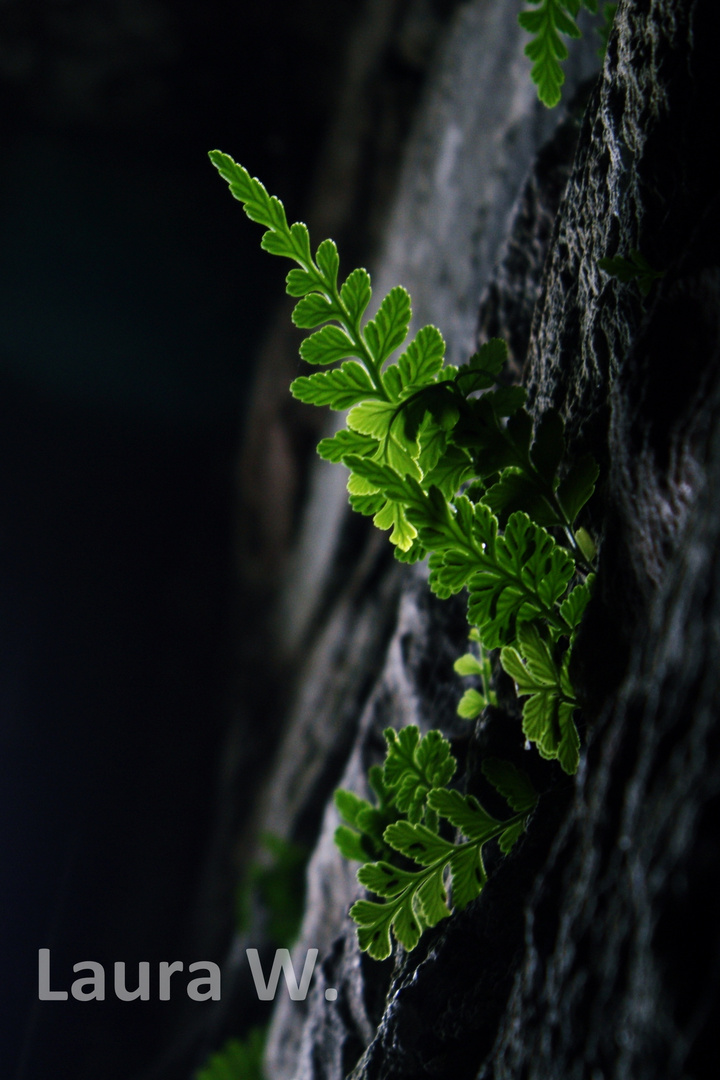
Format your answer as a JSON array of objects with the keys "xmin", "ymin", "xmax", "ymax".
[{"xmin": 217, "ymin": 0, "xmax": 718, "ymax": 1078}]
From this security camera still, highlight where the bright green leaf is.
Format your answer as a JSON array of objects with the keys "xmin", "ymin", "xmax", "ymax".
[
  {"xmin": 364, "ymin": 286, "xmax": 412, "ymax": 366},
  {"xmin": 518, "ymin": 0, "xmax": 589, "ymax": 107},
  {"xmin": 290, "ymin": 362, "xmax": 376, "ymax": 408},
  {"xmin": 347, "ymin": 399, "xmax": 399, "ymax": 440},
  {"xmin": 500, "ymin": 624, "xmax": 580, "ymax": 774},
  {"xmin": 416, "ymin": 869, "xmax": 452, "ymax": 925},
  {"xmin": 350, "ymin": 899, "xmax": 395, "ymax": 960},
  {"xmin": 299, "ymin": 324, "xmax": 359, "ymax": 366},
  {"xmin": 292, "ymin": 292, "xmax": 338, "ymax": 328},
  {"xmin": 286, "ymin": 267, "xmax": 318, "ymax": 296},
  {"xmin": 317, "ymin": 428, "xmax": 379, "ymax": 463},
  {"xmin": 390, "ymin": 898, "xmax": 425, "ymax": 952},
  {"xmin": 453, "ymin": 653, "xmax": 484, "ymax": 677},
  {"xmin": 397, "ymin": 325, "xmax": 446, "ymax": 389},
  {"xmin": 340, "ymin": 267, "xmax": 372, "ymax": 324},
  {"xmin": 448, "ymin": 845, "xmax": 487, "ymax": 909},
  {"xmin": 384, "ymin": 820, "xmax": 455, "ymax": 865},
  {"xmin": 457, "ymin": 688, "xmax": 485, "ymax": 719},
  {"xmin": 315, "ymin": 238, "xmax": 339, "ymax": 289},
  {"xmin": 467, "ymin": 512, "xmax": 574, "ymax": 649},
  {"xmin": 357, "ymin": 861, "xmax": 421, "ymax": 898},
  {"xmin": 373, "ymin": 499, "xmax": 418, "ymax": 550},
  {"xmin": 559, "ymin": 573, "xmax": 595, "ymax": 630}
]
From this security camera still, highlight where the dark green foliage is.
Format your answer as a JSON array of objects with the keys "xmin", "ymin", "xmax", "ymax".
[
  {"xmin": 518, "ymin": 1, "xmax": 618, "ymax": 106},
  {"xmin": 481, "ymin": 757, "xmax": 539, "ymax": 814},
  {"xmin": 598, "ymin": 248, "xmax": 666, "ymax": 297},
  {"xmin": 334, "ymin": 727, "xmax": 456, "ymax": 862},
  {"xmin": 501, "ymin": 623, "xmax": 581, "ymax": 774},
  {"xmin": 335, "ymin": 762, "xmax": 404, "ymax": 864},
  {"xmin": 596, "ymin": 1, "xmax": 618, "ymax": 58},
  {"xmin": 235, "ymin": 833, "xmax": 307, "ymax": 948},
  {"xmin": 194, "ymin": 1029, "xmax": 267, "ymax": 1080},
  {"xmin": 336, "ymin": 729, "xmax": 539, "ymax": 960},
  {"xmin": 465, "ymin": 510, "xmax": 576, "ymax": 647}
]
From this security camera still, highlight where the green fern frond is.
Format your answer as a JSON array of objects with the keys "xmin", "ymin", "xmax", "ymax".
[
  {"xmin": 518, "ymin": 0, "xmax": 598, "ymax": 107},
  {"xmin": 195, "ymin": 1029, "xmax": 266, "ymax": 1080},
  {"xmin": 350, "ymin": 776, "xmax": 538, "ymax": 959},
  {"xmin": 211, "ymin": 156, "xmax": 601, "ymax": 963}
]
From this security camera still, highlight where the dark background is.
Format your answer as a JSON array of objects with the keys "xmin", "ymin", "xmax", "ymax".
[{"xmin": 0, "ymin": 2, "xmax": 357, "ymax": 1076}]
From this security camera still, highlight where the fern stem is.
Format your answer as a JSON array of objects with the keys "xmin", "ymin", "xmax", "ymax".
[{"xmin": 329, "ymin": 286, "xmax": 391, "ymax": 400}]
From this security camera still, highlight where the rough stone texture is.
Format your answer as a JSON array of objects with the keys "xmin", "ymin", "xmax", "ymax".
[
  {"xmin": 266, "ymin": 575, "xmax": 471, "ymax": 1079},
  {"xmin": 480, "ymin": 361, "xmax": 720, "ymax": 1078},
  {"xmin": 221, "ymin": 1, "xmax": 719, "ymax": 1079},
  {"xmin": 475, "ymin": 90, "xmax": 593, "ymax": 378},
  {"xmin": 367, "ymin": 0, "xmax": 597, "ymax": 369},
  {"xmin": 253, "ymin": 2, "xmax": 600, "ymax": 1078},
  {"xmin": 525, "ymin": 0, "xmax": 719, "ymax": 453},
  {"xmin": 473, "ymin": 0, "xmax": 720, "ymax": 1061},
  {"xmin": 235, "ymin": 0, "xmax": 467, "ymax": 593},
  {"xmin": 523, "ymin": 0, "xmax": 720, "ymax": 695}
]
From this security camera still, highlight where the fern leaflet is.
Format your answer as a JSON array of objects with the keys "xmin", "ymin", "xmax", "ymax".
[{"xmin": 519, "ymin": 0, "xmax": 598, "ymax": 107}]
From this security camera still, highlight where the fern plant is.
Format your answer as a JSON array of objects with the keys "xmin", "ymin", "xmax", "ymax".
[
  {"xmin": 598, "ymin": 248, "xmax": 665, "ymax": 297},
  {"xmin": 210, "ymin": 153, "xmax": 598, "ymax": 959},
  {"xmin": 194, "ymin": 835, "xmax": 307, "ymax": 1079},
  {"xmin": 235, "ymin": 832, "xmax": 307, "ymax": 947},
  {"xmin": 335, "ymin": 727, "xmax": 539, "ymax": 959},
  {"xmin": 519, "ymin": 0, "xmax": 617, "ymax": 106},
  {"xmin": 194, "ymin": 1029, "xmax": 266, "ymax": 1080},
  {"xmin": 352, "ymin": 770, "xmax": 539, "ymax": 961}
]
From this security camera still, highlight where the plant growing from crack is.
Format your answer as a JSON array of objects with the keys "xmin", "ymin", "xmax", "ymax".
[
  {"xmin": 209, "ymin": 153, "xmax": 598, "ymax": 959},
  {"xmin": 191, "ymin": 16, "xmax": 623, "ymax": 1080}
]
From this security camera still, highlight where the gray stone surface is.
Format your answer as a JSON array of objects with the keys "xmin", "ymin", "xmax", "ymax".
[
  {"xmin": 221, "ymin": 1, "xmax": 719, "ymax": 1078},
  {"xmin": 369, "ymin": 0, "xmax": 599, "ymax": 367},
  {"xmin": 256, "ymin": 2, "xmax": 602, "ymax": 1077},
  {"xmin": 266, "ymin": 575, "xmax": 470, "ymax": 1079}
]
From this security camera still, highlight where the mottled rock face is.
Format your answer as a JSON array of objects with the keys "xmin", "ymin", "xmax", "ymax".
[
  {"xmin": 228, "ymin": 1, "xmax": 719, "ymax": 1079},
  {"xmin": 481, "ymin": 2, "xmax": 720, "ymax": 1059},
  {"xmin": 265, "ymin": 574, "xmax": 471, "ymax": 1080},
  {"xmin": 525, "ymin": 0, "xmax": 720, "ymax": 659}
]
